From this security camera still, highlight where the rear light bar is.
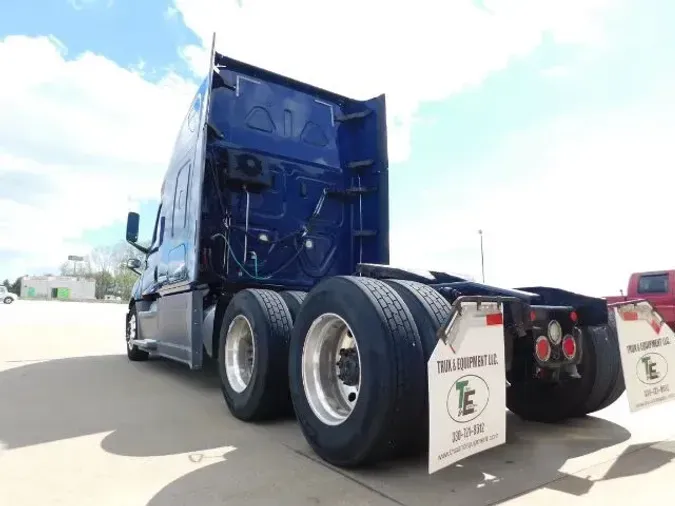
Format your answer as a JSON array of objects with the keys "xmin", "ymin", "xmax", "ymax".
[{"xmin": 529, "ymin": 307, "xmax": 579, "ymax": 325}]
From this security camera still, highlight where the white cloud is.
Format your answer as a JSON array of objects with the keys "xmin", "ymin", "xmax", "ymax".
[
  {"xmin": 541, "ymin": 65, "xmax": 571, "ymax": 78},
  {"xmin": 3, "ymin": 1, "xmax": 669, "ymax": 302},
  {"xmin": 164, "ymin": 6, "xmax": 180, "ymax": 20},
  {"xmin": 389, "ymin": 91, "xmax": 675, "ymax": 296},
  {"xmin": 172, "ymin": 0, "xmax": 612, "ymax": 163},
  {"xmin": 0, "ymin": 35, "xmax": 196, "ymax": 277},
  {"xmin": 168, "ymin": 0, "xmax": 674, "ymax": 297}
]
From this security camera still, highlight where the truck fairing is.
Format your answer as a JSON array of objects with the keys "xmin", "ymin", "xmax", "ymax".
[{"xmin": 189, "ymin": 51, "xmax": 391, "ymax": 291}]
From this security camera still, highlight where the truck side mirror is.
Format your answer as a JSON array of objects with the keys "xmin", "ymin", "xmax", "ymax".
[
  {"xmin": 126, "ymin": 212, "xmax": 140, "ymax": 243},
  {"xmin": 127, "ymin": 258, "xmax": 142, "ymax": 269},
  {"xmin": 126, "ymin": 257, "xmax": 142, "ymax": 275}
]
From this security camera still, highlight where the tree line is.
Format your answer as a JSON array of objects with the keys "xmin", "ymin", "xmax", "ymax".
[{"xmin": 2, "ymin": 241, "xmax": 145, "ymax": 301}]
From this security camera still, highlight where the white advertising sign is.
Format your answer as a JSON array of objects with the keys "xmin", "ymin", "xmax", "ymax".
[
  {"xmin": 613, "ymin": 301, "xmax": 675, "ymax": 412},
  {"xmin": 427, "ymin": 301, "xmax": 507, "ymax": 474}
]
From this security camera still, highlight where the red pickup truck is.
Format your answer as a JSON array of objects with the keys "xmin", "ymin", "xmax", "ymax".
[{"xmin": 605, "ymin": 270, "xmax": 675, "ymax": 329}]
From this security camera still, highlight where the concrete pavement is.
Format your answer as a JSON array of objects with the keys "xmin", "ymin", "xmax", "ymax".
[{"xmin": 1, "ymin": 300, "xmax": 674, "ymax": 505}]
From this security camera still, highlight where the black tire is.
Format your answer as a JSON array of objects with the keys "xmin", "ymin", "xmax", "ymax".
[
  {"xmin": 3, "ymin": 297, "xmax": 14, "ymax": 304},
  {"xmin": 279, "ymin": 290, "xmax": 306, "ymax": 322},
  {"xmin": 382, "ymin": 279, "xmax": 452, "ymax": 453},
  {"xmin": 507, "ymin": 319, "xmax": 624, "ymax": 422},
  {"xmin": 382, "ymin": 279, "xmax": 451, "ymax": 360},
  {"xmin": 578, "ymin": 311, "xmax": 625, "ymax": 414},
  {"xmin": 126, "ymin": 306, "xmax": 149, "ymax": 362},
  {"xmin": 288, "ymin": 276, "xmax": 426, "ymax": 467},
  {"xmin": 218, "ymin": 289, "xmax": 293, "ymax": 421}
]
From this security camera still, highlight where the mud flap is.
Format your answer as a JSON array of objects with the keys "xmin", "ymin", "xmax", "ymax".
[
  {"xmin": 611, "ymin": 300, "xmax": 675, "ymax": 412},
  {"xmin": 427, "ymin": 298, "xmax": 508, "ymax": 474}
]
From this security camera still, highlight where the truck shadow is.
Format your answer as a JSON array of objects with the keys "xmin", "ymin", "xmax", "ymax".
[{"xmin": 0, "ymin": 355, "xmax": 673, "ymax": 506}]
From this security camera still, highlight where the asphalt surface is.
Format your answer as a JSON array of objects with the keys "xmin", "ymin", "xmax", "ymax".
[{"xmin": 1, "ymin": 300, "xmax": 675, "ymax": 506}]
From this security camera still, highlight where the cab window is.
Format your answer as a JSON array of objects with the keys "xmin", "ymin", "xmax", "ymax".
[
  {"xmin": 637, "ymin": 274, "xmax": 669, "ymax": 294},
  {"xmin": 149, "ymin": 204, "xmax": 163, "ymax": 250}
]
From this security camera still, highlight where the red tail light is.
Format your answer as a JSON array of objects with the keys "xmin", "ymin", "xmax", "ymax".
[
  {"xmin": 535, "ymin": 336, "xmax": 551, "ymax": 362},
  {"xmin": 485, "ymin": 313, "xmax": 503, "ymax": 326},
  {"xmin": 562, "ymin": 335, "xmax": 577, "ymax": 359}
]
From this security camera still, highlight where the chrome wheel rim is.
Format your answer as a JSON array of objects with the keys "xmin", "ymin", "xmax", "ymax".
[
  {"xmin": 225, "ymin": 315, "xmax": 256, "ymax": 393},
  {"xmin": 127, "ymin": 314, "xmax": 137, "ymax": 351},
  {"xmin": 302, "ymin": 313, "xmax": 361, "ymax": 426}
]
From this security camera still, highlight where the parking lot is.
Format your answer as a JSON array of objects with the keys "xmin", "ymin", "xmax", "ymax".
[{"xmin": 1, "ymin": 300, "xmax": 675, "ymax": 505}]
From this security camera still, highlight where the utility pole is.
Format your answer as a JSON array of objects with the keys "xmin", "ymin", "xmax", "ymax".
[{"xmin": 478, "ymin": 229, "xmax": 485, "ymax": 283}]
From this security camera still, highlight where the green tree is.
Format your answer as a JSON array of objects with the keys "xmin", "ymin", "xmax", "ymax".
[
  {"xmin": 83, "ymin": 241, "xmax": 142, "ymax": 300},
  {"xmin": 10, "ymin": 277, "xmax": 20, "ymax": 295},
  {"xmin": 2, "ymin": 278, "xmax": 21, "ymax": 295},
  {"xmin": 92, "ymin": 270, "xmax": 116, "ymax": 299}
]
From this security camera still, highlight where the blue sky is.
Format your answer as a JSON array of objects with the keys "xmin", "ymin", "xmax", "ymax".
[
  {"xmin": 1, "ymin": 0, "xmax": 673, "ymax": 295},
  {"xmin": 0, "ymin": 0, "xmax": 197, "ymax": 76}
]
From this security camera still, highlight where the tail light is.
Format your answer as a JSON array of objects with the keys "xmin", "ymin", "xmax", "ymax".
[
  {"xmin": 562, "ymin": 335, "xmax": 577, "ymax": 359},
  {"xmin": 535, "ymin": 336, "xmax": 551, "ymax": 362}
]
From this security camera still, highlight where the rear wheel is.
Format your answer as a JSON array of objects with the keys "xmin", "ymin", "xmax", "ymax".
[
  {"xmin": 288, "ymin": 276, "xmax": 426, "ymax": 467},
  {"xmin": 126, "ymin": 307, "xmax": 149, "ymax": 362},
  {"xmin": 382, "ymin": 279, "xmax": 451, "ymax": 360},
  {"xmin": 279, "ymin": 290, "xmax": 306, "ymax": 322},
  {"xmin": 507, "ymin": 320, "xmax": 624, "ymax": 422},
  {"xmin": 576, "ymin": 311, "xmax": 625, "ymax": 414},
  {"xmin": 218, "ymin": 289, "xmax": 293, "ymax": 421},
  {"xmin": 3, "ymin": 296, "xmax": 14, "ymax": 304},
  {"xmin": 382, "ymin": 279, "xmax": 452, "ymax": 452}
]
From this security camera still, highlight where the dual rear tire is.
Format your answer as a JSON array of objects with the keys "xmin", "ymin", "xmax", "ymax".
[
  {"xmin": 218, "ymin": 277, "xmax": 446, "ymax": 466},
  {"xmin": 288, "ymin": 277, "xmax": 430, "ymax": 466},
  {"xmin": 217, "ymin": 277, "xmax": 626, "ymax": 467},
  {"xmin": 506, "ymin": 314, "xmax": 625, "ymax": 422}
]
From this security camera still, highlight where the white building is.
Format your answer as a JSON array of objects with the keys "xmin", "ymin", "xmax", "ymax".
[{"xmin": 20, "ymin": 276, "xmax": 96, "ymax": 301}]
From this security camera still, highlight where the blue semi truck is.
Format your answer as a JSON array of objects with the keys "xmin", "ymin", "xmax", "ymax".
[{"xmin": 123, "ymin": 37, "xmax": 674, "ymax": 473}]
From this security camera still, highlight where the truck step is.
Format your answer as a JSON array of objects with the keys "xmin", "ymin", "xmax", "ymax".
[
  {"xmin": 354, "ymin": 230, "xmax": 377, "ymax": 237},
  {"xmin": 130, "ymin": 339, "xmax": 158, "ymax": 351},
  {"xmin": 335, "ymin": 110, "xmax": 372, "ymax": 122},
  {"xmin": 346, "ymin": 186, "xmax": 376, "ymax": 196},
  {"xmin": 325, "ymin": 187, "xmax": 375, "ymax": 200},
  {"xmin": 347, "ymin": 159, "xmax": 374, "ymax": 171}
]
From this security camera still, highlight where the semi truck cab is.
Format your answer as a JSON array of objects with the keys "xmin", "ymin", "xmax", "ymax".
[{"xmin": 123, "ymin": 36, "xmax": 675, "ymax": 474}]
